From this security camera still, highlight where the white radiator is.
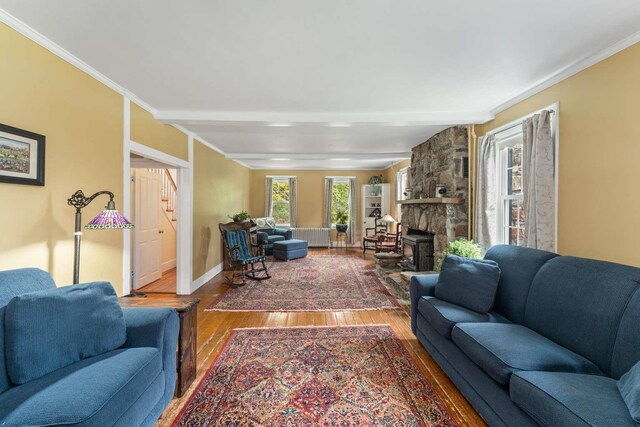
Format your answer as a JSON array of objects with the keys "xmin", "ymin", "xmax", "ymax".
[{"xmin": 291, "ymin": 228, "xmax": 331, "ymax": 248}]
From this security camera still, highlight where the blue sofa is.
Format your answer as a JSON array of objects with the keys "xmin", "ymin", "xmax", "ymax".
[
  {"xmin": 256, "ymin": 227, "xmax": 292, "ymax": 255},
  {"xmin": 0, "ymin": 268, "xmax": 179, "ymax": 427},
  {"xmin": 410, "ymin": 245, "xmax": 640, "ymax": 426}
]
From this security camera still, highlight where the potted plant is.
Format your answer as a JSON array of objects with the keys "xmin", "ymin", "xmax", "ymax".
[
  {"xmin": 228, "ymin": 211, "xmax": 251, "ymax": 223},
  {"xmin": 434, "ymin": 238, "xmax": 482, "ymax": 272},
  {"xmin": 334, "ymin": 209, "xmax": 349, "ymax": 233}
]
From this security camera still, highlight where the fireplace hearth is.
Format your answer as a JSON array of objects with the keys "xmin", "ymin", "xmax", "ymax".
[{"xmin": 401, "ymin": 229, "xmax": 435, "ymax": 272}]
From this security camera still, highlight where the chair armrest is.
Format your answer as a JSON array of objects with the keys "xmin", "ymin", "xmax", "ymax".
[
  {"xmin": 256, "ymin": 231, "xmax": 268, "ymax": 243},
  {"xmin": 275, "ymin": 228, "xmax": 292, "ymax": 239},
  {"xmin": 409, "ymin": 274, "xmax": 439, "ymax": 334},
  {"xmin": 122, "ymin": 307, "xmax": 179, "ymax": 370}
]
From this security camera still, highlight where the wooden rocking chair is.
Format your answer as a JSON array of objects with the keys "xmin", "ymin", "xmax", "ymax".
[{"xmin": 219, "ymin": 221, "xmax": 270, "ymax": 286}]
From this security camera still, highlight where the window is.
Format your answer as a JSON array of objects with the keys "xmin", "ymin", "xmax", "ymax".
[
  {"xmin": 271, "ymin": 178, "xmax": 290, "ymax": 225},
  {"xmin": 497, "ymin": 135, "xmax": 525, "ymax": 246},
  {"xmin": 330, "ymin": 179, "xmax": 351, "ymax": 227},
  {"xmin": 396, "ymin": 167, "xmax": 409, "ymax": 221}
]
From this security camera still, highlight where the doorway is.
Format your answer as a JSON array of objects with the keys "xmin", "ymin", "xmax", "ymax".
[{"xmin": 130, "ymin": 154, "xmax": 178, "ymax": 293}]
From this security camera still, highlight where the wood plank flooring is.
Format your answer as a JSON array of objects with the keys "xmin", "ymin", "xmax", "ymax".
[
  {"xmin": 138, "ymin": 268, "xmax": 176, "ymax": 293},
  {"xmin": 150, "ymin": 249, "xmax": 485, "ymax": 426}
]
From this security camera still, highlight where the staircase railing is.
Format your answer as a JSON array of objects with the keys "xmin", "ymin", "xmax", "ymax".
[{"xmin": 148, "ymin": 168, "xmax": 177, "ymax": 226}]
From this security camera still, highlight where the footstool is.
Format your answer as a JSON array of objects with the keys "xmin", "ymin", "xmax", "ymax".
[{"xmin": 273, "ymin": 239, "xmax": 308, "ymax": 261}]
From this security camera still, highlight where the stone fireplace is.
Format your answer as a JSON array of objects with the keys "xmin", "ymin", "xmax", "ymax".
[{"xmin": 401, "ymin": 126, "xmax": 469, "ymax": 266}]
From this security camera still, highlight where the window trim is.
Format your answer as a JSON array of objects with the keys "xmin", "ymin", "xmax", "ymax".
[
  {"xmin": 270, "ymin": 176, "xmax": 292, "ymax": 227},
  {"xmin": 496, "ymin": 137, "xmax": 524, "ymax": 246},
  {"xmin": 329, "ymin": 178, "xmax": 352, "ymax": 228},
  {"xmin": 488, "ymin": 102, "xmax": 559, "ymax": 251},
  {"xmin": 396, "ymin": 167, "xmax": 409, "ymax": 221}
]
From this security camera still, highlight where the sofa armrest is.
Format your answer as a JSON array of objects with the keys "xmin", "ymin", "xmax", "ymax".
[
  {"xmin": 409, "ymin": 274, "xmax": 439, "ymax": 334},
  {"xmin": 275, "ymin": 228, "xmax": 292, "ymax": 239},
  {"xmin": 256, "ymin": 231, "xmax": 268, "ymax": 244},
  {"xmin": 122, "ymin": 307, "xmax": 179, "ymax": 370}
]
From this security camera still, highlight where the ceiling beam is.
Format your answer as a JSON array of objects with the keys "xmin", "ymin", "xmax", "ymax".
[
  {"xmin": 226, "ymin": 152, "xmax": 411, "ymax": 161},
  {"xmin": 155, "ymin": 110, "xmax": 494, "ymax": 126}
]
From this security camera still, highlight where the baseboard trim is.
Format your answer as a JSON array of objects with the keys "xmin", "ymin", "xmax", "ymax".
[
  {"xmin": 191, "ymin": 262, "xmax": 223, "ymax": 293},
  {"xmin": 162, "ymin": 259, "xmax": 176, "ymax": 272}
]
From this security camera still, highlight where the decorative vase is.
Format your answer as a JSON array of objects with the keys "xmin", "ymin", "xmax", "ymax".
[{"xmin": 336, "ymin": 224, "xmax": 348, "ymax": 233}]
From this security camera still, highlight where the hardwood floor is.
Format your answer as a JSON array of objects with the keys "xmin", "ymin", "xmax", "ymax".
[
  {"xmin": 150, "ymin": 248, "xmax": 485, "ymax": 426},
  {"xmin": 138, "ymin": 268, "xmax": 176, "ymax": 293}
]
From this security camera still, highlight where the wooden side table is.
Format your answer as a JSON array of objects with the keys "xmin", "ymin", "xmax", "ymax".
[{"xmin": 119, "ymin": 296, "xmax": 200, "ymax": 397}]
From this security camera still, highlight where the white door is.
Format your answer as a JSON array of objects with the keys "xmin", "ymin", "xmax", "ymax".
[{"xmin": 134, "ymin": 169, "xmax": 162, "ymax": 289}]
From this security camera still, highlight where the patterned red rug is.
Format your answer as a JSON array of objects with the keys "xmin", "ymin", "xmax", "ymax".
[
  {"xmin": 206, "ymin": 255, "xmax": 400, "ymax": 311},
  {"xmin": 173, "ymin": 325, "xmax": 458, "ymax": 426}
]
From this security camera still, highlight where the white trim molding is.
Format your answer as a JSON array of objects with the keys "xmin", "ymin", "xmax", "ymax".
[
  {"xmin": 192, "ymin": 262, "xmax": 224, "ymax": 293},
  {"xmin": 122, "ymin": 95, "xmax": 132, "ymax": 295},
  {"xmin": 162, "ymin": 259, "xmax": 176, "ymax": 272}
]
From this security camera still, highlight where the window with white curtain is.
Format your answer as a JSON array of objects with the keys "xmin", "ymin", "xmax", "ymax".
[
  {"xmin": 496, "ymin": 129, "xmax": 525, "ymax": 246},
  {"xmin": 270, "ymin": 178, "xmax": 290, "ymax": 225},
  {"xmin": 396, "ymin": 167, "xmax": 409, "ymax": 221}
]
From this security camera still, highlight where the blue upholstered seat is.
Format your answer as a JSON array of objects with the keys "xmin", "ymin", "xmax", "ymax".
[
  {"xmin": 256, "ymin": 228, "xmax": 292, "ymax": 255},
  {"xmin": 224, "ymin": 230, "xmax": 266, "ymax": 264},
  {"xmin": 0, "ymin": 348, "xmax": 163, "ymax": 426},
  {"xmin": 510, "ymin": 371, "xmax": 638, "ymax": 426},
  {"xmin": 417, "ymin": 296, "xmax": 509, "ymax": 339},
  {"xmin": 273, "ymin": 239, "xmax": 308, "ymax": 261},
  {"xmin": 452, "ymin": 323, "xmax": 602, "ymax": 386}
]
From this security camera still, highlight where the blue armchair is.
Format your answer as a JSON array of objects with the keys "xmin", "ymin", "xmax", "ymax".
[
  {"xmin": 256, "ymin": 227, "xmax": 292, "ymax": 255},
  {"xmin": 0, "ymin": 268, "xmax": 179, "ymax": 427}
]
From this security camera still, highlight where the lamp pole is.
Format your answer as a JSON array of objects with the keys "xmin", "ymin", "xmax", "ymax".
[{"xmin": 67, "ymin": 190, "xmax": 115, "ymax": 284}]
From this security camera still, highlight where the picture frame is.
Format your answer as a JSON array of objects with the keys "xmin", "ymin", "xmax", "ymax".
[{"xmin": 0, "ymin": 123, "xmax": 45, "ymax": 186}]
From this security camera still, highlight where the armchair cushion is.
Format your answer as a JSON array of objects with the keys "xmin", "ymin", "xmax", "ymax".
[
  {"xmin": 5, "ymin": 281, "xmax": 126, "ymax": 385},
  {"xmin": 435, "ymin": 255, "xmax": 501, "ymax": 313},
  {"xmin": 618, "ymin": 361, "xmax": 640, "ymax": 422}
]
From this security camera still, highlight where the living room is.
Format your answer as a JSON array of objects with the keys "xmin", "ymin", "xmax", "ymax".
[{"xmin": 1, "ymin": 2, "xmax": 639, "ymax": 426}]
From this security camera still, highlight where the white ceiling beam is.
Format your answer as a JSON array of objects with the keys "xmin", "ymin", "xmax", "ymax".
[
  {"xmin": 226, "ymin": 153, "xmax": 411, "ymax": 160},
  {"xmin": 155, "ymin": 110, "xmax": 494, "ymax": 126}
]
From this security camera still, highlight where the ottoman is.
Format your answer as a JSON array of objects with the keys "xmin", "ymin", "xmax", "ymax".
[{"xmin": 273, "ymin": 239, "xmax": 308, "ymax": 261}]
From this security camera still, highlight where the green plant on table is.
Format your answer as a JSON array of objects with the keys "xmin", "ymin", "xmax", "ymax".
[
  {"xmin": 435, "ymin": 238, "xmax": 482, "ymax": 272},
  {"xmin": 333, "ymin": 209, "xmax": 349, "ymax": 225},
  {"xmin": 229, "ymin": 211, "xmax": 251, "ymax": 223}
]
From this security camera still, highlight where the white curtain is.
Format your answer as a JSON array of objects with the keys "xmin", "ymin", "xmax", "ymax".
[
  {"xmin": 288, "ymin": 177, "xmax": 297, "ymax": 227},
  {"xmin": 474, "ymin": 135, "xmax": 498, "ymax": 250},
  {"xmin": 522, "ymin": 110, "xmax": 555, "ymax": 251},
  {"xmin": 322, "ymin": 177, "xmax": 334, "ymax": 228},
  {"xmin": 264, "ymin": 177, "xmax": 273, "ymax": 217},
  {"xmin": 348, "ymin": 178, "xmax": 356, "ymax": 244}
]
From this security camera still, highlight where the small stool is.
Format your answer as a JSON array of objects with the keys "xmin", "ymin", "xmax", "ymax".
[
  {"xmin": 273, "ymin": 239, "xmax": 309, "ymax": 261},
  {"xmin": 334, "ymin": 231, "xmax": 348, "ymax": 248}
]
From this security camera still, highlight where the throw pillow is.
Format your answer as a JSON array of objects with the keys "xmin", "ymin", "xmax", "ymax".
[
  {"xmin": 435, "ymin": 254, "xmax": 501, "ymax": 313},
  {"xmin": 4, "ymin": 281, "xmax": 126, "ymax": 384},
  {"xmin": 618, "ymin": 361, "xmax": 640, "ymax": 422}
]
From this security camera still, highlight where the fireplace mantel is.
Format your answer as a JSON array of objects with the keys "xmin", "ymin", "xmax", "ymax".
[{"xmin": 399, "ymin": 198, "xmax": 465, "ymax": 205}]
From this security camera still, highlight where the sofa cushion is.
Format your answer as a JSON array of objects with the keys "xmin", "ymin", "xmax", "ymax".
[
  {"xmin": 618, "ymin": 361, "xmax": 640, "ymax": 422},
  {"xmin": 5, "ymin": 281, "xmax": 126, "ymax": 384},
  {"xmin": 452, "ymin": 323, "xmax": 602, "ymax": 386},
  {"xmin": 0, "ymin": 347, "xmax": 163, "ymax": 427},
  {"xmin": 510, "ymin": 371, "xmax": 638, "ymax": 427},
  {"xmin": 418, "ymin": 296, "xmax": 510, "ymax": 339},
  {"xmin": 435, "ymin": 255, "xmax": 501, "ymax": 313},
  {"xmin": 524, "ymin": 256, "xmax": 640, "ymax": 377},
  {"xmin": 267, "ymin": 235, "xmax": 286, "ymax": 244},
  {"xmin": 484, "ymin": 245, "xmax": 558, "ymax": 324}
]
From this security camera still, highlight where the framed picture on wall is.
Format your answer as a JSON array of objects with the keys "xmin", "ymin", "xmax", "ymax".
[{"xmin": 0, "ymin": 123, "xmax": 46, "ymax": 186}]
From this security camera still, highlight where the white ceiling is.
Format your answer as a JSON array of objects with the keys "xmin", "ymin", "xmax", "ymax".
[{"xmin": 1, "ymin": 0, "xmax": 639, "ymax": 169}]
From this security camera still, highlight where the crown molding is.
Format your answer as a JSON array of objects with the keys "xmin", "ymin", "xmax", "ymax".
[{"xmin": 490, "ymin": 30, "xmax": 640, "ymax": 116}]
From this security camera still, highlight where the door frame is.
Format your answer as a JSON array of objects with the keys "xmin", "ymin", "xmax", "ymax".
[{"xmin": 122, "ymin": 97, "xmax": 194, "ymax": 295}]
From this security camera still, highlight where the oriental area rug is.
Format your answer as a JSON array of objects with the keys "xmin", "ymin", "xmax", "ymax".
[
  {"xmin": 206, "ymin": 255, "xmax": 400, "ymax": 311},
  {"xmin": 173, "ymin": 325, "xmax": 458, "ymax": 426}
]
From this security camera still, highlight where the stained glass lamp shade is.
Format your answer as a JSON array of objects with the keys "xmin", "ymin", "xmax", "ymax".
[{"xmin": 85, "ymin": 200, "xmax": 134, "ymax": 230}]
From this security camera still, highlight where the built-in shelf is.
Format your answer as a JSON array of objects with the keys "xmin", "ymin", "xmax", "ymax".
[{"xmin": 399, "ymin": 198, "xmax": 465, "ymax": 205}]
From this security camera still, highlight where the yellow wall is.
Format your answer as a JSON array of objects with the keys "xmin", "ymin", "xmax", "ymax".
[
  {"xmin": 0, "ymin": 23, "xmax": 125, "ymax": 290},
  {"xmin": 249, "ymin": 169, "xmax": 391, "ymax": 242},
  {"xmin": 130, "ymin": 103, "xmax": 188, "ymax": 161},
  {"xmin": 383, "ymin": 160, "xmax": 411, "ymax": 221},
  {"xmin": 477, "ymin": 42, "xmax": 640, "ymax": 266},
  {"xmin": 193, "ymin": 141, "xmax": 251, "ymax": 279}
]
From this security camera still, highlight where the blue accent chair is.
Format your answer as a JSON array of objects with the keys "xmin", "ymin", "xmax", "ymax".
[
  {"xmin": 410, "ymin": 245, "xmax": 640, "ymax": 426},
  {"xmin": 0, "ymin": 268, "xmax": 179, "ymax": 427},
  {"xmin": 256, "ymin": 227, "xmax": 292, "ymax": 255}
]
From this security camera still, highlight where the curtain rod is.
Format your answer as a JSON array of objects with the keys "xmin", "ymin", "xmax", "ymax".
[{"xmin": 486, "ymin": 107, "xmax": 557, "ymax": 137}]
